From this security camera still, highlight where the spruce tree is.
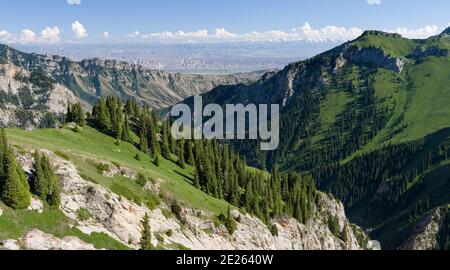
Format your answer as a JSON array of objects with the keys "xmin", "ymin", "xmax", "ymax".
[
  {"xmin": 224, "ymin": 206, "xmax": 237, "ymax": 235},
  {"xmin": 65, "ymin": 103, "xmax": 72, "ymax": 123},
  {"xmin": 140, "ymin": 213, "xmax": 153, "ymax": 250},
  {"xmin": 153, "ymin": 152, "xmax": 160, "ymax": 167},
  {"xmin": 167, "ymin": 120, "xmax": 175, "ymax": 154},
  {"xmin": 66, "ymin": 103, "xmax": 86, "ymax": 126},
  {"xmin": 92, "ymin": 97, "xmax": 110, "ymax": 130},
  {"xmin": 185, "ymin": 141, "xmax": 195, "ymax": 166},
  {"xmin": 245, "ymin": 179, "xmax": 253, "ymax": 212},
  {"xmin": 193, "ymin": 168, "xmax": 200, "ymax": 189},
  {"xmin": 177, "ymin": 139, "xmax": 186, "ymax": 169},
  {"xmin": 1, "ymin": 148, "xmax": 31, "ymax": 210},
  {"xmin": 30, "ymin": 152, "xmax": 60, "ymax": 208},
  {"xmin": 0, "ymin": 129, "xmax": 7, "ymax": 192},
  {"xmin": 32, "ymin": 152, "xmax": 48, "ymax": 199},
  {"xmin": 147, "ymin": 114, "xmax": 159, "ymax": 157},
  {"xmin": 41, "ymin": 155, "xmax": 60, "ymax": 208},
  {"xmin": 121, "ymin": 114, "xmax": 131, "ymax": 142},
  {"xmin": 161, "ymin": 120, "xmax": 171, "ymax": 160},
  {"xmin": 139, "ymin": 128, "xmax": 148, "ymax": 154}
]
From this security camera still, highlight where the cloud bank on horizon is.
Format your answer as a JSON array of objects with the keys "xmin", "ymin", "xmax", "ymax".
[{"xmin": 2, "ymin": 22, "xmax": 446, "ymax": 45}]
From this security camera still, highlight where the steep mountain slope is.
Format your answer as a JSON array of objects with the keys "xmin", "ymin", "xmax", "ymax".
[
  {"xmin": 175, "ymin": 28, "xmax": 450, "ymax": 249},
  {"xmin": 0, "ymin": 61, "xmax": 78, "ymax": 128},
  {"xmin": 0, "ymin": 127, "xmax": 369, "ymax": 250},
  {"xmin": 0, "ymin": 44, "xmax": 256, "ymax": 127}
]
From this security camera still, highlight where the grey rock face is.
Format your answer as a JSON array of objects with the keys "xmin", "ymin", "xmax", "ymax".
[
  {"xmin": 410, "ymin": 46, "xmax": 450, "ymax": 59},
  {"xmin": 342, "ymin": 45, "xmax": 407, "ymax": 73}
]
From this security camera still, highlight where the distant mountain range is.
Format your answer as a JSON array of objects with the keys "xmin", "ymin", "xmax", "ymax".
[
  {"xmin": 13, "ymin": 42, "xmax": 334, "ymax": 74},
  {"xmin": 176, "ymin": 27, "xmax": 450, "ymax": 249},
  {"xmin": 0, "ymin": 44, "xmax": 264, "ymax": 128}
]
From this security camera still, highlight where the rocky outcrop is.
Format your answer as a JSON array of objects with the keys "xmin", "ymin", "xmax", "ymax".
[
  {"xmin": 1, "ymin": 229, "xmax": 96, "ymax": 250},
  {"xmin": 13, "ymin": 148, "xmax": 368, "ymax": 250},
  {"xmin": 342, "ymin": 45, "xmax": 407, "ymax": 73},
  {"xmin": 27, "ymin": 197, "xmax": 44, "ymax": 213},
  {"xmin": 398, "ymin": 208, "xmax": 443, "ymax": 250},
  {"xmin": 0, "ymin": 61, "xmax": 78, "ymax": 128},
  {"xmin": 409, "ymin": 46, "xmax": 450, "ymax": 59}
]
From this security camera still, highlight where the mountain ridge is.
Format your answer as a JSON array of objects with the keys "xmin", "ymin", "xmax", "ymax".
[
  {"xmin": 0, "ymin": 43, "xmax": 258, "ymax": 108},
  {"xmin": 174, "ymin": 29, "xmax": 450, "ymax": 249}
]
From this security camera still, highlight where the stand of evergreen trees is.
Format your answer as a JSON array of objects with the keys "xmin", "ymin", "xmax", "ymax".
[
  {"xmin": 86, "ymin": 97, "xmax": 318, "ymax": 225},
  {"xmin": 0, "ymin": 129, "xmax": 31, "ymax": 209},
  {"xmin": 31, "ymin": 151, "xmax": 60, "ymax": 208},
  {"xmin": 191, "ymin": 139, "xmax": 317, "ymax": 224},
  {"xmin": 65, "ymin": 102, "xmax": 86, "ymax": 127},
  {"xmin": 0, "ymin": 129, "xmax": 60, "ymax": 210}
]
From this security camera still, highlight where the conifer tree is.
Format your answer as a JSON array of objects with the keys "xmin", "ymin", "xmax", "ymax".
[
  {"xmin": 32, "ymin": 152, "xmax": 48, "ymax": 199},
  {"xmin": 31, "ymin": 152, "xmax": 60, "ymax": 208},
  {"xmin": 139, "ymin": 128, "xmax": 148, "ymax": 154},
  {"xmin": 1, "ymin": 148, "xmax": 31, "ymax": 210},
  {"xmin": 121, "ymin": 114, "xmax": 131, "ymax": 142},
  {"xmin": 41, "ymin": 155, "xmax": 60, "ymax": 208},
  {"xmin": 224, "ymin": 206, "xmax": 237, "ymax": 235},
  {"xmin": 151, "ymin": 109, "xmax": 160, "ymax": 133},
  {"xmin": 193, "ymin": 168, "xmax": 200, "ymax": 189},
  {"xmin": 177, "ymin": 139, "xmax": 186, "ymax": 169},
  {"xmin": 139, "ymin": 214, "xmax": 153, "ymax": 250},
  {"xmin": 153, "ymin": 152, "xmax": 160, "ymax": 167},
  {"xmin": 245, "ymin": 179, "xmax": 253, "ymax": 212},
  {"xmin": 66, "ymin": 103, "xmax": 86, "ymax": 126},
  {"xmin": 161, "ymin": 120, "xmax": 171, "ymax": 160},
  {"xmin": 0, "ymin": 129, "xmax": 7, "ymax": 191},
  {"xmin": 92, "ymin": 97, "xmax": 111, "ymax": 130},
  {"xmin": 147, "ymin": 114, "xmax": 159, "ymax": 157},
  {"xmin": 167, "ymin": 120, "xmax": 175, "ymax": 154},
  {"xmin": 184, "ymin": 141, "xmax": 194, "ymax": 166}
]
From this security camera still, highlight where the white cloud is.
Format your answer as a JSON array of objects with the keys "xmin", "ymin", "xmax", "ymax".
[
  {"xmin": 214, "ymin": 28, "xmax": 237, "ymax": 38},
  {"xmin": 388, "ymin": 25, "xmax": 440, "ymax": 39},
  {"xmin": 40, "ymin": 26, "xmax": 61, "ymax": 43},
  {"xmin": 0, "ymin": 30, "xmax": 14, "ymax": 43},
  {"xmin": 20, "ymin": 29, "xmax": 37, "ymax": 44},
  {"xmin": 367, "ymin": 0, "xmax": 382, "ymax": 5},
  {"xmin": 72, "ymin": 21, "xmax": 88, "ymax": 39},
  {"xmin": 142, "ymin": 29, "xmax": 209, "ymax": 40},
  {"xmin": 126, "ymin": 31, "xmax": 141, "ymax": 38},
  {"xmin": 101, "ymin": 31, "xmax": 109, "ymax": 38},
  {"xmin": 67, "ymin": 0, "xmax": 81, "ymax": 5},
  {"xmin": 293, "ymin": 22, "xmax": 363, "ymax": 42}
]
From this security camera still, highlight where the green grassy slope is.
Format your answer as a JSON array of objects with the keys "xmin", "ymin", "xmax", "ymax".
[
  {"xmin": 0, "ymin": 203, "xmax": 129, "ymax": 250},
  {"xmin": 6, "ymin": 126, "xmax": 231, "ymax": 216},
  {"xmin": 352, "ymin": 32, "xmax": 416, "ymax": 57}
]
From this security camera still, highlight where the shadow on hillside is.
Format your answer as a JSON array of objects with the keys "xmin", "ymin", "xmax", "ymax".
[{"xmin": 173, "ymin": 170, "xmax": 194, "ymax": 184}]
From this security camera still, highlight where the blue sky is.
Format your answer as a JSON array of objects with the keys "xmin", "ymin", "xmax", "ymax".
[{"xmin": 0, "ymin": 0, "xmax": 449, "ymax": 44}]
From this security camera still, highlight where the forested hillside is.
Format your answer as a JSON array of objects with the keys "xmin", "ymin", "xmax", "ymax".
[
  {"xmin": 0, "ymin": 97, "xmax": 368, "ymax": 250},
  {"xmin": 176, "ymin": 28, "xmax": 450, "ymax": 249}
]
